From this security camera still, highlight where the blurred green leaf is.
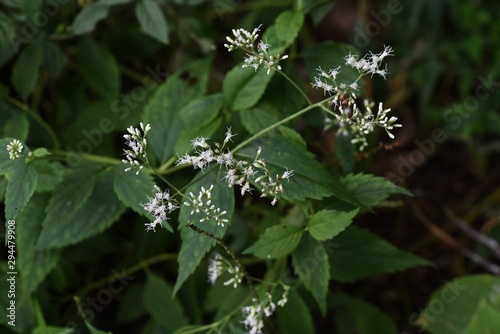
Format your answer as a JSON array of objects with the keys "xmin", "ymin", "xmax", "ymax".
[
  {"xmin": 135, "ymin": 0, "xmax": 169, "ymax": 45},
  {"xmin": 277, "ymin": 290, "xmax": 315, "ymax": 334},
  {"xmin": 71, "ymin": 3, "xmax": 110, "ymax": 35},
  {"xmin": 32, "ymin": 160, "xmax": 65, "ymax": 193},
  {"xmin": 144, "ymin": 272, "xmax": 188, "ymax": 332},
  {"xmin": 292, "ymin": 234, "xmax": 330, "ymax": 315},
  {"xmin": 419, "ymin": 275, "xmax": 500, "ymax": 334},
  {"xmin": 3, "ymin": 112, "xmax": 29, "ymax": 141},
  {"xmin": 330, "ymin": 226, "xmax": 434, "ymax": 282},
  {"xmin": 11, "ymin": 34, "xmax": 44, "ymax": 101}
]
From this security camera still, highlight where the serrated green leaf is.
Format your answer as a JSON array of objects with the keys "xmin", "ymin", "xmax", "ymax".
[
  {"xmin": 174, "ymin": 168, "xmax": 234, "ymax": 295},
  {"xmin": 135, "ymin": 0, "xmax": 169, "ymax": 44},
  {"xmin": 418, "ymin": 275, "xmax": 500, "ymax": 334},
  {"xmin": 275, "ymin": 10, "xmax": 304, "ymax": 46},
  {"xmin": 4, "ymin": 113, "xmax": 29, "ymax": 141},
  {"xmin": 330, "ymin": 293, "xmax": 398, "ymax": 334},
  {"xmin": 144, "ymin": 58, "xmax": 211, "ymax": 164},
  {"xmin": 291, "ymin": 234, "xmax": 330, "ymax": 315},
  {"xmin": 223, "ymin": 65, "xmax": 274, "ymax": 111},
  {"xmin": 276, "ymin": 290, "xmax": 315, "ymax": 334},
  {"xmin": 330, "ymin": 226, "xmax": 433, "ymax": 282},
  {"xmin": 339, "ymin": 173, "xmax": 412, "ymax": 208},
  {"xmin": 336, "ymin": 132, "xmax": 355, "ymax": 173},
  {"xmin": 240, "ymin": 102, "xmax": 282, "ymax": 134},
  {"xmin": 237, "ymin": 132, "xmax": 357, "ymax": 202},
  {"xmin": 307, "ymin": 209, "xmax": 358, "ymax": 241},
  {"xmin": 113, "ymin": 165, "xmax": 155, "ymax": 217},
  {"xmin": 11, "ymin": 35, "xmax": 44, "ymax": 101},
  {"xmin": 78, "ymin": 37, "xmax": 120, "ymax": 101},
  {"xmin": 144, "ymin": 272, "xmax": 188, "ymax": 332},
  {"xmin": 71, "ymin": 3, "xmax": 110, "ymax": 35},
  {"xmin": 36, "ymin": 170, "xmax": 126, "ymax": 249},
  {"xmin": 5, "ymin": 160, "xmax": 37, "ymax": 220},
  {"xmin": 243, "ymin": 224, "xmax": 303, "ymax": 259},
  {"xmin": 17, "ymin": 193, "xmax": 59, "ymax": 301},
  {"xmin": 32, "ymin": 160, "xmax": 66, "ymax": 193}
]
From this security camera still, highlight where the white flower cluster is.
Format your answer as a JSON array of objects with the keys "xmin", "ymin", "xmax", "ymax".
[
  {"xmin": 140, "ymin": 185, "xmax": 179, "ymax": 232},
  {"xmin": 328, "ymin": 100, "xmax": 402, "ymax": 151},
  {"xmin": 312, "ymin": 46, "xmax": 401, "ymax": 151},
  {"xmin": 6, "ymin": 139, "xmax": 23, "ymax": 160},
  {"xmin": 176, "ymin": 128, "xmax": 294, "ymax": 205},
  {"xmin": 207, "ymin": 252, "xmax": 243, "ymax": 288},
  {"xmin": 122, "ymin": 122, "xmax": 151, "ymax": 175},
  {"xmin": 241, "ymin": 287, "xmax": 289, "ymax": 334},
  {"xmin": 184, "ymin": 185, "xmax": 229, "ymax": 227},
  {"xmin": 224, "ymin": 25, "xmax": 288, "ymax": 75}
]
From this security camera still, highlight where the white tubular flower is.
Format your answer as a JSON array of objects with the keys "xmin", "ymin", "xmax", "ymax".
[
  {"xmin": 242, "ymin": 301, "xmax": 265, "ymax": 334},
  {"xmin": 6, "ymin": 139, "xmax": 23, "ymax": 160},
  {"xmin": 141, "ymin": 185, "xmax": 179, "ymax": 232},
  {"xmin": 122, "ymin": 122, "xmax": 151, "ymax": 174},
  {"xmin": 207, "ymin": 253, "xmax": 224, "ymax": 285}
]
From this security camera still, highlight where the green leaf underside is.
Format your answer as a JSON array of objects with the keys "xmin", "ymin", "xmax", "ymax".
[
  {"xmin": 144, "ymin": 272, "xmax": 188, "ymax": 332},
  {"xmin": 237, "ymin": 132, "xmax": 357, "ymax": 202},
  {"xmin": 223, "ymin": 65, "xmax": 274, "ymax": 111},
  {"xmin": 330, "ymin": 226, "xmax": 434, "ymax": 282},
  {"xmin": 113, "ymin": 165, "xmax": 156, "ymax": 217},
  {"xmin": 292, "ymin": 234, "xmax": 330, "ymax": 315},
  {"xmin": 36, "ymin": 170, "xmax": 126, "ymax": 249},
  {"xmin": 135, "ymin": 0, "xmax": 169, "ymax": 44},
  {"xmin": 330, "ymin": 293, "xmax": 398, "ymax": 334},
  {"xmin": 418, "ymin": 275, "xmax": 500, "ymax": 334},
  {"xmin": 143, "ymin": 58, "xmax": 211, "ymax": 164},
  {"xmin": 5, "ymin": 161, "xmax": 37, "ymax": 220},
  {"xmin": 174, "ymin": 168, "xmax": 235, "ymax": 295},
  {"xmin": 339, "ymin": 173, "xmax": 412, "ymax": 208},
  {"xmin": 18, "ymin": 193, "xmax": 59, "ymax": 300},
  {"xmin": 308, "ymin": 209, "xmax": 359, "ymax": 241},
  {"xmin": 277, "ymin": 288, "xmax": 315, "ymax": 334},
  {"xmin": 244, "ymin": 224, "xmax": 303, "ymax": 259}
]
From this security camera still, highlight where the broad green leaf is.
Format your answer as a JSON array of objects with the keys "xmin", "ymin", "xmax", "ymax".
[
  {"xmin": 240, "ymin": 102, "xmax": 282, "ymax": 134},
  {"xmin": 307, "ymin": 209, "xmax": 358, "ymax": 241},
  {"xmin": 17, "ymin": 193, "xmax": 59, "ymax": 301},
  {"xmin": 143, "ymin": 58, "xmax": 211, "ymax": 164},
  {"xmin": 0, "ymin": 12, "xmax": 17, "ymax": 52},
  {"xmin": 275, "ymin": 10, "xmax": 304, "ymax": 47},
  {"xmin": 113, "ymin": 165, "xmax": 155, "ymax": 218},
  {"xmin": 84, "ymin": 320, "xmax": 113, "ymax": 334},
  {"xmin": 418, "ymin": 275, "xmax": 500, "ymax": 334},
  {"xmin": 5, "ymin": 160, "xmax": 37, "ymax": 220},
  {"xmin": 71, "ymin": 3, "xmax": 110, "ymax": 35},
  {"xmin": 292, "ymin": 234, "xmax": 330, "ymax": 315},
  {"xmin": 175, "ymin": 93, "xmax": 224, "ymax": 153},
  {"xmin": 4, "ymin": 113, "xmax": 29, "ymax": 141},
  {"xmin": 43, "ymin": 42, "xmax": 68, "ymax": 79},
  {"xmin": 144, "ymin": 272, "xmax": 188, "ymax": 332},
  {"xmin": 330, "ymin": 293, "xmax": 398, "ymax": 334},
  {"xmin": 329, "ymin": 226, "xmax": 433, "ymax": 282},
  {"xmin": 174, "ymin": 168, "xmax": 235, "ymax": 295},
  {"xmin": 276, "ymin": 290, "xmax": 315, "ymax": 334},
  {"xmin": 33, "ymin": 160, "xmax": 66, "ymax": 193},
  {"xmin": 11, "ymin": 35, "xmax": 44, "ymax": 101},
  {"xmin": 223, "ymin": 65, "xmax": 274, "ymax": 111},
  {"xmin": 135, "ymin": 0, "xmax": 169, "ymax": 44},
  {"xmin": 335, "ymin": 133, "xmax": 355, "ymax": 173},
  {"xmin": 243, "ymin": 224, "xmax": 303, "ymax": 259},
  {"xmin": 237, "ymin": 132, "xmax": 357, "ymax": 202},
  {"xmin": 78, "ymin": 37, "xmax": 120, "ymax": 101},
  {"xmin": 36, "ymin": 169, "xmax": 126, "ymax": 249},
  {"xmin": 32, "ymin": 148, "xmax": 51, "ymax": 158},
  {"xmin": 339, "ymin": 173, "xmax": 412, "ymax": 208}
]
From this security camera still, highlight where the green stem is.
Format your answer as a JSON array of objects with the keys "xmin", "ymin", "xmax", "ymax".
[
  {"xmin": 232, "ymin": 96, "xmax": 336, "ymax": 153},
  {"xmin": 52, "ymin": 151, "xmax": 123, "ymax": 165},
  {"xmin": 6, "ymin": 96, "xmax": 60, "ymax": 150}
]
